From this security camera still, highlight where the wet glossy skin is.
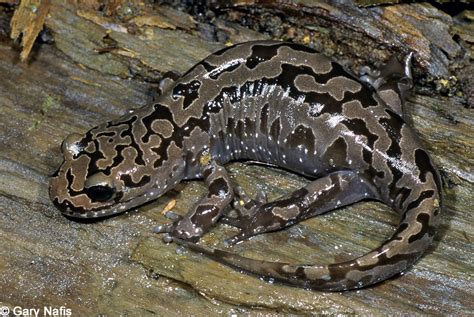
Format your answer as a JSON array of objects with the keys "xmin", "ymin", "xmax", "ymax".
[{"xmin": 50, "ymin": 41, "xmax": 441, "ymax": 291}]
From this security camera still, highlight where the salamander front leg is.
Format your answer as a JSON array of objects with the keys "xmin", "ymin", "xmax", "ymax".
[
  {"xmin": 224, "ymin": 170, "xmax": 379, "ymax": 245},
  {"xmin": 220, "ymin": 186, "xmax": 268, "ymax": 228},
  {"xmin": 153, "ymin": 161, "xmax": 234, "ymax": 242}
]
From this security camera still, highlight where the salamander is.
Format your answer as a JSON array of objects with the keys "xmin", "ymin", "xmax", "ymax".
[{"xmin": 49, "ymin": 41, "xmax": 441, "ymax": 291}]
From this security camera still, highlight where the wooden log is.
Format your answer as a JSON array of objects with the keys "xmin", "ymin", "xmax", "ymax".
[{"xmin": 0, "ymin": 1, "xmax": 472, "ymax": 315}]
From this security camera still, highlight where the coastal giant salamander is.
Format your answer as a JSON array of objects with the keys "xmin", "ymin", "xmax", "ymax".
[{"xmin": 50, "ymin": 41, "xmax": 441, "ymax": 291}]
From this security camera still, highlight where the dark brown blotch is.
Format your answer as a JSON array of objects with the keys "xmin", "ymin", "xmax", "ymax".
[
  {"xmin": 408, "ymin": 212, "xmax": 436, "ymax": 243},
  {"xmin": 120, "ymin": 174, "xmax": 151, "ymax": 188},
  {"xmin": 191, "ymin": 204, "xmax": 219, "ymax": 226},
  {"xmin": 415, "ymin": 148, "xmax": 440, "ymax": 189},
  {"xmin": 172, "ymin": 80, "xmax": 202, "ymax": 109},
  {"xmin": 342, "ymin": 118, "xmax": 378, "ymax": 149},
  {"xmin": 259, "ymin": 103, "xmax": 270, "ymax": 135},
  {"xmin": 323, "ymin": 137, "xmax": 347, "ymax": 167},
  {"xmin": 269, "ymin": 117, "xmax": 281, "ymax": 141},
  {"xmin": 392, "ymin": 222, "xmax": 409, "ymax": 240},
  {"xmin": 208, "ymin": 177, "xmax": 229, "ymax": 197},
  {"xmin": 286, "ymin": 125, "xmax": 315, "ymax": 155},
  {"xmin": 406, "ymin": 190, "xmax": 435, "ymax": 211},
  {"xmin": 246, "ymin": 44, "xmax": 281, "ymax": 69},
  {"xmin": 379, "ymin": 109, "xmax": 404, "ymax": 158}
]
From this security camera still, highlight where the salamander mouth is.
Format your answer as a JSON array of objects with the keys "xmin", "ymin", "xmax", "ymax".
[{"xmin": 54, "ymin": 188, "xmax": 164, "ymax": 219}]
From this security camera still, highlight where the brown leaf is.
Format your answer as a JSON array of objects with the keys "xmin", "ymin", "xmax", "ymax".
[
  {"xmin": 10, "ymin": 0, "xmax": 51, "ymax": 61},
  {"xmin": 161, "ymin": 199, "xmax": 177, "ymax": 215}
]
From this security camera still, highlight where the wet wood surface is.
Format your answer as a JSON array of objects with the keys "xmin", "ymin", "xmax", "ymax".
[{"xmin": 0, "ymin": 1, "xmax": 472, "ymax": 315}]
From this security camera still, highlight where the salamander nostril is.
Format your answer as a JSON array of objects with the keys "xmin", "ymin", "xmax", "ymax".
[{"xmin": 85, "ymin": 185, "xmax": 115, "ymax": 202}]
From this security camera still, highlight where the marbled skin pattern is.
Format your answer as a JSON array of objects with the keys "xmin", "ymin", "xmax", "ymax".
[{"xmin": 50, "ymin": 41, "xmax": 441, "ymax": 291}]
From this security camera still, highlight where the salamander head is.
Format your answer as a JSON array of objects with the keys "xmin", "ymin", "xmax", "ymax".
[{"xmin": 49, "ymin": 123, "xmax": 184, "ymax": 218}]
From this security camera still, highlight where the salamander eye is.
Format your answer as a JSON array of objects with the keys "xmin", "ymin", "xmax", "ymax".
[
  {"xmin": 84, "ymin": 172, "xmax": 116, "ymax": 203},
  {"xmin": 85, "ymin": 185, "xmax": 115, "ymax": 202}
]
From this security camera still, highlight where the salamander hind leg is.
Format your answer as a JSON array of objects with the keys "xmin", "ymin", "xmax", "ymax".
[
  {"xmin": 223, "ymin": 170, "xmax": 379, "ymax": 245},
  {"xmin": 359, "ymin": 53, "xmax": 414, "ymax": 116}
]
